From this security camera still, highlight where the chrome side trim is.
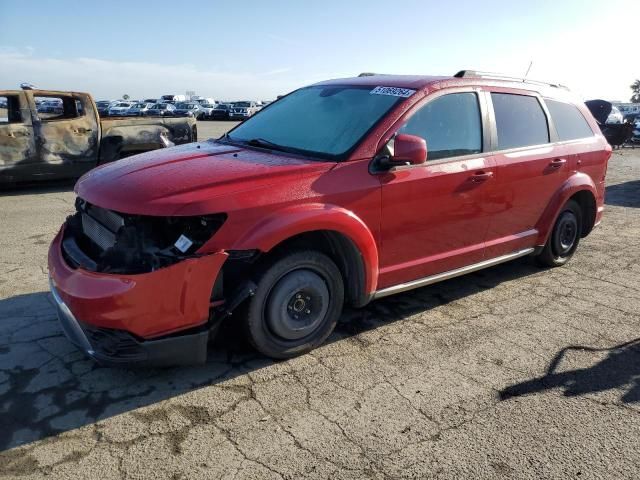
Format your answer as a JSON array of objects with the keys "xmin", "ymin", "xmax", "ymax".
[
  {"xmin": 373, "ymin": 248, "xmax": 535, "ymax": 299},
  {"xmin": 49, "ymin": 277, "xmax": 95, "ymax": 356}
]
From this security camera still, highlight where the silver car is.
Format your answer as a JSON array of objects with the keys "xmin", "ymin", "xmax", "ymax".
[
  {"xmin": 230, "ymin": 101, "xmax": 261, "ymax": 120},
  {"xmin": 125, "ymin": 102, "xmax": 155, "ymax": 116},
  {"xmin": 108, "ymin": 102, "xmax": 134, "ymax": 116}
]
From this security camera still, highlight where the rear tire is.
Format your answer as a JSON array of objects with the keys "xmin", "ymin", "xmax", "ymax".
[
  {"xmin": 536, "ymin": 199, "xmax": 582, "ymax": 267},
  {"xmin": 243, "ymin": 251, "xmax": 344, "ymax": 359}
]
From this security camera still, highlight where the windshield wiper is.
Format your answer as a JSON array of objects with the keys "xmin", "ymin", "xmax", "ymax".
[{"xmin": 246, "ymin": 138, "xmax": 291, "ymax": 152}]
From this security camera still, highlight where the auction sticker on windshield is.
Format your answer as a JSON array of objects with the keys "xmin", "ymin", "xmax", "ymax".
[{"xmin": 370, "ymin": 86, "xmax": 416, "ymax": 97}]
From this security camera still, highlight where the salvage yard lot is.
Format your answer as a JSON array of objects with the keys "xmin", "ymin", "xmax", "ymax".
[{"xmin": 0, "ymin": 138, "xmax": 639, "ymax": 478}]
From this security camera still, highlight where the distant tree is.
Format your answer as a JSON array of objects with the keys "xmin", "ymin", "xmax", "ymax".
[
  {"xmin": 631, "ymin": 80, "xmax": 640, "ymax": 103},
  {"xmin": 123, "ymin": 94, "xmax": 130, "ymax": 100}
]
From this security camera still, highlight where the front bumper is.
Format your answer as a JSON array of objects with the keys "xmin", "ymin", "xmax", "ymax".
[{"xmin": 48, "ymin": 228, "xmax": 228, "ymax": 366}]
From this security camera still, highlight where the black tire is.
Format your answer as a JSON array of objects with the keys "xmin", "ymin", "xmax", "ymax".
[
  {"xmin": 243, "ymin": 250, "xmax": 344, "ymax": 359},
  {"xmin": 536, "ymin": 199, "xmax": 582, "ymax": 267}
]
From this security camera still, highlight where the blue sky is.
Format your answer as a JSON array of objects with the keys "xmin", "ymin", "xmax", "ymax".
[{"xmin": 0, "ymin": 0, "xmax": 638, "ymax": 100}]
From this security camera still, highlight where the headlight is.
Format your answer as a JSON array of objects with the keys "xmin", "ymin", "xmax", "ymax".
[{"xmin": 64, "ymin": 200, "xmax": 227, "ymax": 274}]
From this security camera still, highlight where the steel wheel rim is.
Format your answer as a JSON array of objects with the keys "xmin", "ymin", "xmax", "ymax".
[
  {"xmin": 554, "ymin": 211, "xmax": 578, "ymax": 256},
  {"xmin": 266, "ymin": 269, "xmax": 329, "ymax": 341}
]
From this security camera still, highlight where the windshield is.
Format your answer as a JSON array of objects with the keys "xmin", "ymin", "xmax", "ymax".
[
  {"xmin": 234, "ymin": 102, "xmax": 251, "ymax": 107},
  {"xmin": 175, "ymin": 103, "xmax": 189, "ymax": 109},
  {"xmin": 133, "ymin": 103, "xmax": 146, "ymax": 108},
  {"xmin": 226, "ymin": 85, "xmax": 406, "ymax": 160}
]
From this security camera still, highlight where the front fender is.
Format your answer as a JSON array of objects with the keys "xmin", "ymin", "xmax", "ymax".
[
  {"xmin": 231, "ymin": 203, "xmax": 379, "ymax": 295},
  {"xmin": 535, "ymin": 172, "xmax": 598, "ymax": 245}
]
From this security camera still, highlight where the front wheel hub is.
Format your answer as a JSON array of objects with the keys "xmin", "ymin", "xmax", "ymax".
[{"xmin": 266, "ymin": 269, "xmax": 329, "ymax": 341}]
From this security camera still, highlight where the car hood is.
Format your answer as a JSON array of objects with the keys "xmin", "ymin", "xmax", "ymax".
[
  {"xmin": 585, "ymin": 100, "xmax": 612, "ymax": 125},
  {"xmin": 75, "ymin": 141, "xmax": 335, "ymax": 216}
]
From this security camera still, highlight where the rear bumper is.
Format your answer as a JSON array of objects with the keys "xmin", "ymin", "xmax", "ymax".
[{"xmin": 48, "ymin": 228, "xmax": 228, "ymax": 366}]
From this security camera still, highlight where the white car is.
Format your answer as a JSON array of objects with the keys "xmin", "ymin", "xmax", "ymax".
[
  {"xmin": 606, "ymin": 105, "xmax": 624, "ymax": 124},
  {"xmin": 108, "ymin": 102, "xmax": 135, "ymax": 116}
]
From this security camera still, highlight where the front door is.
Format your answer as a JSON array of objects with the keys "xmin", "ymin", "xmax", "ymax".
[
  {"xmin": 378, "ymin": 90, "xmax": 495, "ymax": 289},
  {"xmin": 28, "ymin": 91, "xmax": 100, "ymax": 179}
]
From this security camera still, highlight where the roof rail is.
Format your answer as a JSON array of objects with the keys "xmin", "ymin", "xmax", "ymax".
[{"xmin": 453, "ymin": 70, "xmax": 568, "ymax": 90}]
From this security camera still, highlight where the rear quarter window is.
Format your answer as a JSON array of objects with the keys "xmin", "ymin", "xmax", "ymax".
[
  {"xmin": 545, "ymin": 99, "xmax": 594, "ymax": 141},
  {"xmin": 491, "ymin": 93, "xmax": 549, "ymax": 150}
]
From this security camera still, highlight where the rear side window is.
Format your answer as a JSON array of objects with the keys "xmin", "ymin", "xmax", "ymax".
[
  {"xmin": 545, "ymin": 99, "xmax": 593, "ymax": 141},
  {"xmin": 35, "ymin": 95, "xmax": 84, "ymax": 121},
  {"xmin": 491, "ymin": 93, "xmax": 549, "ymax": 150},
  {"xmin": 399, "ymin": 92, "xmax": 482, "ymax": 160}
]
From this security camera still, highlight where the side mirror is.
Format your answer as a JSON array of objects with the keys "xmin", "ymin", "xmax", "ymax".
[{"xmin": 393, "ymin": 133, "xmax": 427, "ymax": 165}]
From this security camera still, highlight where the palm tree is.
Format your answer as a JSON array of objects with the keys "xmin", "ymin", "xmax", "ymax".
[{"xmin": 631, "ymin": 80, "xmax": 640, "ymax": 103}]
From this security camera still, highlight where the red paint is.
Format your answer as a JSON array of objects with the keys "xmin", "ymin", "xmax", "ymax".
[
  {"xmin": 48, "ymin": 228, "xmax": 228, "ymax": 338},
  {"xmin": 50, "ymin": 74, "xmax": 610, "ymax": 342}
]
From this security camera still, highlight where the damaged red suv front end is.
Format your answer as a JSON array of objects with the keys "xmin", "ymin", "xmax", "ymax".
[{"xmin": 47, "ymin": 138, "xmax": 337, "ymax": 366}]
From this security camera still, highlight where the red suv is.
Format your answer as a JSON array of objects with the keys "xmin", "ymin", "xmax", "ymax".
[{"xmin": 48, "ymin": 71, "xmax": 610, "ymax": 366}]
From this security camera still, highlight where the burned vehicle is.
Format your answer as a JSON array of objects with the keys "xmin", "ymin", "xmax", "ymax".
[
  {"xmin": 0, "ymin": 87, "xmax": 197, "ymax": 185},
  {"xmin": 49, "ymin": 72, "xmax": 610, "ymax": 366}
]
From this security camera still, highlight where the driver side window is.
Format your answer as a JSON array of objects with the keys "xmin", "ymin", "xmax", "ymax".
[{"xmin": 399, "ymin": 92, "xmax": 482, "ymax": 161}]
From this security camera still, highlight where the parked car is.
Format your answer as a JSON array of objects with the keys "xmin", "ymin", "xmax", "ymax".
[
  {"xmin": 197, "ymin": 103, "xmax": 216, "ymax": 119},
  {"xmin": 586, "ymin": 99, "xmax": 634, "ymax": 148},
  {"xmin": 606, "ymin": 105, "xmax": 624, "ymax": 124},
  {"xmin": 126, "ymin": 102, "xmax": 155, "ymax": 116},
  {"xmin": 48, "ymin": 71, "xmax": 611, "ymax": 366},
  {"xmin": 230, "ymin": 101, "xmax": 261, "ymax": 120},
  {"xmin": 96, "ymin": 100, "xmax": 111, "ymax": 116},
  {"xmin": 194, "ymin": 97, "xmax": 217, "ymax": 106},
  {"xmin": 160, "ymin": 94, "xmax": 187, "ymax": 103},
  {"xmin": 145, "ymin": 103, "xmax": 177, "ymax": 116},
  {"xmin": 37, "ymin": 99, "xmax": 63, "ymax": 115},
  {"xmin": 210, "ymin": 103, "xmax": 232, "ymax": 120},
  {"xmin": 108, "ymin": 101, "xmax": 134, "ymax": 116},
  {"xmin": 173, "ymin": 102, "xmax": 205, "ymax": 119},
  {"xmin": 632, "ymin": 117, "xmax": 640, "ymax": 144},
  {"xmin": 1, "ymin": 87, "xmax": 197, "ymax": 185}
]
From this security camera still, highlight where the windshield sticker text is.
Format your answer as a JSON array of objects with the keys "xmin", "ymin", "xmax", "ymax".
[{"xmin": 370, "ymin": 86, "xmax": 416, "ymax": 98}]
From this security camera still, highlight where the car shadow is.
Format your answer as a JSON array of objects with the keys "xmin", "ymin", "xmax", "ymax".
[
  {"xmin": 499, "ymin": 338, "xmax": 640, "ymax": 403},
  {"xmin": 0, "ymin": 257, "xmax": 542, "ymax": 451},
  {"xmin": 605, "ymin": 180, "xmax": 640, "ymax": 208}
]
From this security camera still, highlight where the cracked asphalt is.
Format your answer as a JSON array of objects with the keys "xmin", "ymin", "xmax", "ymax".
[{"xmin": 1, "ymin": 140, "xmax": 639, "ymax": 479}]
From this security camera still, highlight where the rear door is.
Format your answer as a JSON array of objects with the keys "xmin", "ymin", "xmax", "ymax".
[
  {"xmin": 28, "ymin": 91, "xmax": 100, "ymax": 179},
  {"xmin": 0, "ymin": 91, "xmax": 38, "ymax": 183},
  {"xmin": 378, "ymin": 89, "xmax": 496, "ymax": 289},
  {"xmin": 483, "ymin": 90, "xmax": 569, "ymax": 258}
]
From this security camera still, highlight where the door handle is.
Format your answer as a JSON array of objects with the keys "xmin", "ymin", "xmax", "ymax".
[
  {"xmin": 469, "ymin": 171, "xmax": 493, "ymax": 182},
  {"xmin": 549, "ymin": 158, "xmax": 567, "ymax": 169}
]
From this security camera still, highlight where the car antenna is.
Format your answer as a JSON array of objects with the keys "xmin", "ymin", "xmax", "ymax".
[{"xmin": 523, "ymin": 61, "xmax": 533, "ymax": 82}]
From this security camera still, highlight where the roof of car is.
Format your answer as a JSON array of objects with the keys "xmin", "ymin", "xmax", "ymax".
[
  {"xmin": 314, "ymin": 75, "xmax": 449, "ymax": 90},
  {"xmin": 313, "ymin": 73, "xmax": 575, "ymax": 100}
]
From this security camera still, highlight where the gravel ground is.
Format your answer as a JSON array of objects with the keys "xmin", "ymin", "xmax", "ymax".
[{"xmin": 0, "ymin": 140, "xmax": 639, "ymax": 479}]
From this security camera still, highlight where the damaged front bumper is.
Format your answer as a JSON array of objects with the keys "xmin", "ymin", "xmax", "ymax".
[{"xmin": 48, "ymin": 228, "xmax": 228, "ymax": 367}]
